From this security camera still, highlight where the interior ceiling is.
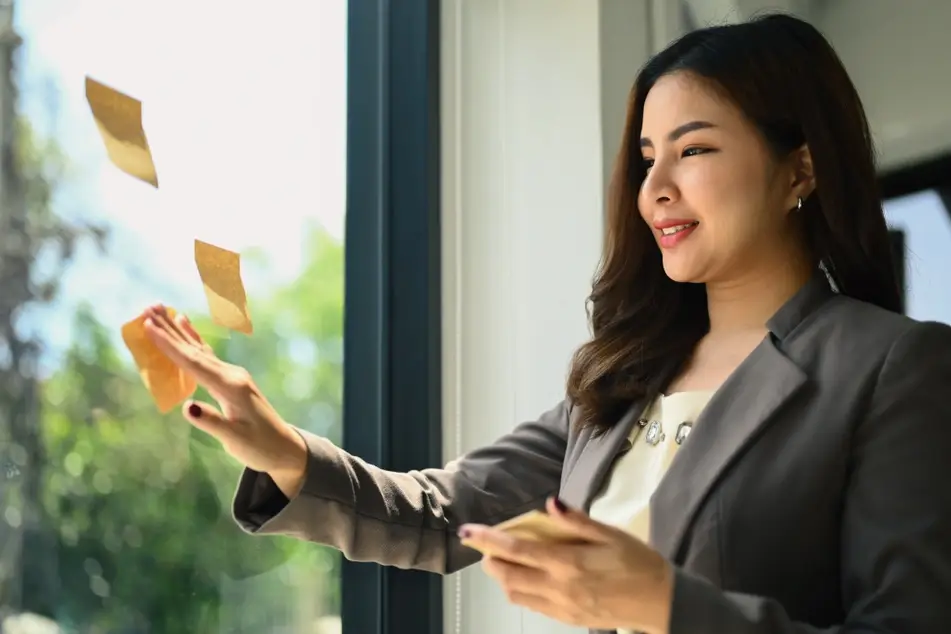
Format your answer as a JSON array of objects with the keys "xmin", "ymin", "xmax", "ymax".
[{"xmin": 682, "ymin": 0, "xmax": 819, "ymax": 27}]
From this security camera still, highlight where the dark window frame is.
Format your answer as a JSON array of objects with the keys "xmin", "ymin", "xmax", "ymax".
[
  {"xmin": 343, "ymin": 2, "xmax": 443, "ymax": 634},
  {"xmin": 879, "ymin": 151, "xmax": 951, "ymax": 200},
  {"xmin": 880, "ymin": 151, "xmax": 951, "ymax": 315}
]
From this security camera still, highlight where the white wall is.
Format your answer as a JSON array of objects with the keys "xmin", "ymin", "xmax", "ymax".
[
  {"xmin": 440, "ymin": 1, "xmax": 654, "ymax": 632},
  {"xmin": 599, "ymin": 0, "xmax": 654, "ymax": 198},
  {"xmin": 440, "ymin": 1, "xmax": 601, "ymax": 632}
]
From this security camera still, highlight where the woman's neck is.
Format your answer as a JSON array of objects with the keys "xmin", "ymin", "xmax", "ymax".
[{"xmin": 705, "ymin": 258, "xmax": 814, "ymax": 335}]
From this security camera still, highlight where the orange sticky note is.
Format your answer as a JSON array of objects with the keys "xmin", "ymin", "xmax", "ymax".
[
  {"xmin": 194, "ymin": 239, "xmax": 253, "ymax": 335},
  {"xmin": 121, "ymin": 309, "xmax": 196, "ymax": 413},
  {"xmin": 85, "ymin": 76, "xmax": 159, "ymax": 188},
  {"xmin": 461, "ymin": 510, "xmax": 584, "ymax": 557}
]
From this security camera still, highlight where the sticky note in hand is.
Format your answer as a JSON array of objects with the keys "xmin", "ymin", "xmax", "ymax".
[
  {"xmin": 461, "ymin": 510, "xmax": 584, "ymax": 557},
  {"xmin": 121, "ymin": 309, "xmax": 196, "ymax": 413},
  {"xmin": 194, "ymin": 239, "xmax": 253, "ymax": 335},
  {"xmin": 85, "ymin": 76, "xmax": 159, "ymax": 188}
]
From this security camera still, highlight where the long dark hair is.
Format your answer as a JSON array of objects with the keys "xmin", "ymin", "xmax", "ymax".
[{"xmin": 566, "ymin": 13, "xmax": 902, "ymax": 432}]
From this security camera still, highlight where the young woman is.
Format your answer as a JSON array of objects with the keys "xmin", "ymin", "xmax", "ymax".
[{"xmin": 142, "ymin": 13, "xmax": 951, "ymax": 634}]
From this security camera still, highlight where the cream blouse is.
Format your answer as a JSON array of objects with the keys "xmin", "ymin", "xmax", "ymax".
[
  {"xmin": 587, "ymin": 390, "xmax": 715, "ymax": 634},
  {"xmin": 588, "ymin": 390, "xmax": 716, "ymax": 542}
]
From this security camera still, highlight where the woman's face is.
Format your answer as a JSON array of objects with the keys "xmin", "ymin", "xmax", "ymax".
[{"xmin": 637, "ymin": 72, "xmax": 806, "ymax": 285}]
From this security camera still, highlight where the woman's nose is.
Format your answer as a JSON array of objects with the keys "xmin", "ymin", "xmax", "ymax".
[{"xmin": 641, "ymin": 165, "xmax": 679, "ymax": 206}]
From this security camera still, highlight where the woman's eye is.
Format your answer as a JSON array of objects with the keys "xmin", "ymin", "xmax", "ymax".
[
  {"xmin": 643, "ymin": 148, "xmax": 711, "ymax": 172},
  {"xmin": 682, "ymin": 146, "xmax": 710, "ymax": 157}
]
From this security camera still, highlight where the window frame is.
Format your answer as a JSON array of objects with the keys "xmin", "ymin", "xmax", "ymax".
[
  {"xmin": 880, "ymin": 151, "xmax": 951, "ymax": 315},
  {"xmin": 879, "ymin": 152, "xmax": 951, "ymax": 200},
  {"xmin": 343, "ymin": 1, "xmax": 443, "ymax": 634}
]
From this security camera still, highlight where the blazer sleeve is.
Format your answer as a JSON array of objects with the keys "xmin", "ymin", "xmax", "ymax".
[
  {"xmin": 231, "ymin": 399, "xmax": 570, "ymax": 574},
  {"xmin": 667, "ymin": 320, "xmax": 951, "ymax": 634}
]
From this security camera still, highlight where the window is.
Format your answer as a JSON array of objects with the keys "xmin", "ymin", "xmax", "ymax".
[
  {"xmin": 3, "ymin": 1, "xmax": 440, "ymax": 633},
  {"xmin": 343, "ymin": 2, "xmax": 443, "ymax": 633},
  {"xmin": 884, "ymin": 189, "xmax": 951, "ymax": 323}
]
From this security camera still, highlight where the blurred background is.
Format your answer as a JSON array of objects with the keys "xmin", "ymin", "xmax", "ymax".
[
  {"xmin": 1, "ymin": 1, "xmax": 345, "ymax": 633},
  {"xmin": 0, "ymin": 1, "xmax": 948, "ymax": 633}
]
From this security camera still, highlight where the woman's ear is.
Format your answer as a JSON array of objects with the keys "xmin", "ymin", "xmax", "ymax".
[{"xmin": 789, "ymin": 143, "xmax": 816, "ymax": 208}]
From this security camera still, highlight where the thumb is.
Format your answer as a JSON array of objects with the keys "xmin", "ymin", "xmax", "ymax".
[
  {"xmin": 182, "ymin": 400, "xmax": 229, "ymax": 438},
  {"xmin": 546, "ymin": 496, "xmax": 616, "ymax": 543}
]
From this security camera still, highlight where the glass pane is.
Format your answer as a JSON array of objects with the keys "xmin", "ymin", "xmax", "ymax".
[
  {"xmin": 884, "ymin": 189, "xmax": 951, "ymax": 324},
  {"xmin": 4, "ymin": 2, "xmax": 345, "ymax": 632}
]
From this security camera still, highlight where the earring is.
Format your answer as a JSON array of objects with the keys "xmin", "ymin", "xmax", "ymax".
[{"xmin": 797, "ymin": 196, "xmax": 803, "ymax": 211}]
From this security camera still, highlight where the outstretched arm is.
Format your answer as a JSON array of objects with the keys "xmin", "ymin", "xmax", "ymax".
[{"xmin": 233, "ymin": 400, "xmax": 571, "ymax": 574}]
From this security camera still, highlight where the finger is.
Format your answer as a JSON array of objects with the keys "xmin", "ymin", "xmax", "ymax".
[
  {"xmin": 145, "ymin": 305, "xmax": 196, "ymax": 349},
  {"xmin": 504, "ymin": 590, "xmax": 562, "ymax": 622},
  {"xmin": 458, "ymin": 525, "xmax": 549, "ymax": 568},
  {"xmin": 175, "ymin": 313, "xmax": 206, "ymax": 347},
  {"xmin": 481, "ymin": 556, "xmax": 548, "ymax": 593},
  {"xmin": 546, "ymin": 497, "xmax": 616, "ymax": 543},
  {"xmin": 145, "ymin": 319, "xmax": 230, "ymax": 390},
  {"xmin": 182, "ymin": 400, "xmax": 232, "ymax": 440}
]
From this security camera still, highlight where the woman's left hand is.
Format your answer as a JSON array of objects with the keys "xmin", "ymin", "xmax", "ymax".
[{"xmin": 459, "ymin": 497, "xmax": 673, "ymax": 634}]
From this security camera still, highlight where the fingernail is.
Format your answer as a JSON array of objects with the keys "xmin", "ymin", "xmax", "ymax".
[
  {"xmin": 188, "ymin": 403, "xmax": 202, "ymax": 418},
  {"xmin": 457, "ymin": 527, "xmax": 471, "ymax": 539},
  {"xmin": 553, "ymin": 497, "xmax": 568, "ymax": 513}
]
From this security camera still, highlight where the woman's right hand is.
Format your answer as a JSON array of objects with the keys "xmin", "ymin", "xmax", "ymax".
[{"xmin": 142, "ymin": 304, "xmax": 308, "ymax": 498}]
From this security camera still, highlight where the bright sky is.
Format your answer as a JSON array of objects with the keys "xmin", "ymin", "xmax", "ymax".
[
  {"xmin": 17, "ymin": 0, "xmax": 346, "ymax": 369},
  {"xmin": 13, "ymin": 1, "xmax": 951, "ymax": 374},
  {"xmin": 882, "ymin": 190, "xmax": 951, "ymax": 324}
]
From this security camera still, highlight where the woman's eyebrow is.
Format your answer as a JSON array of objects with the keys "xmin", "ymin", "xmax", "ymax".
[{"xmin": 640, "ymin": 120, "xmax": 718, "ymax": 148}]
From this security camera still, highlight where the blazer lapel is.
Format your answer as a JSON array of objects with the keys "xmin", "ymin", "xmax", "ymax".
[
  {"xmin": 559, "ymin": 400, "xmax": 644, "ymax": 509},
  {"xmin": 649, "ymin": 334, "xmax": 808, "ymax": 560},
  {"xmin": 650, "ymin": 270, "xmax": 835, "ymax": 559}
]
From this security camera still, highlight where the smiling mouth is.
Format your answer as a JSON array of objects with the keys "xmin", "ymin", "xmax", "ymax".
[{"xmin": 660, "ymin": 221, "xmax": 698, "ymax": 236}]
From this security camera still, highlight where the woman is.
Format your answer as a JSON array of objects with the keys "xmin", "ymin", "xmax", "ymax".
[{"xmin": 142, "ymin": 13, "xmax": 951, "ymax": 634}]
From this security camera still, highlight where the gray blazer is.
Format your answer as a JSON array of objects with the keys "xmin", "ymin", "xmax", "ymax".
[{"xmin": 233, "ymin": 275, "xmax": 951, "ymax": 633}]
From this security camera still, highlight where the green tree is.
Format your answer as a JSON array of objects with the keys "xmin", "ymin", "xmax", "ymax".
[
  {"xmin": 35, "ymin": 224, "xmax": 344, "ymax": 633},
  {"xmin": 0, "ymin": 115, "xmax": 105, "ymax": 616}
]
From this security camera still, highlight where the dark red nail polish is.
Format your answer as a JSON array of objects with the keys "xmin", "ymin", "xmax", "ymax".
[
  {"xmin": 457, "ymin": 527, "xmax": 471, "ymax": 539},
  {"xmin": 188, "ymin": 403, "xmax": 202, "ymax": 418},
  {"xmin": 553, "ymin": 497, "xmax": 568, "ymax": 513}
]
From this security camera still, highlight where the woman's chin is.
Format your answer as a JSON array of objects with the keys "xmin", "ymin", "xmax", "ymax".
[{"xmin": 661, "ymin": 258, "xmax": 706, "ymax": 284}]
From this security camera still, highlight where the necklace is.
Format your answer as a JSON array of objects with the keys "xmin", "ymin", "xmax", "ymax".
[{"xmin": 637, "ymin": 419, "xmax": 693, "ymax": 446}]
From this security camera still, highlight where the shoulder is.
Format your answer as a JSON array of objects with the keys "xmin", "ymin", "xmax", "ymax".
[
  {"xmin": 876, "ymin": 318, "xmax": 951, "ymax": 381},
  {"xmin": 856, "ymin": 317, "xmax": 951, "ymax": 449},
  {"xmin": 788, "ymin": 298, "xmax": 951, "ymax": 458},
  {"xmin": 800, "ymin": 293, "xmax": 950, "ymax": 356},
  {"xmin": 784, "ymin": 294, "xmax": 951, "ymax": 400},
  {"xmin": 819, "ymin": 294, "xmax": 951, "ymax": 395},
  {"xmin": 825, "ymin": 293, "xmax": 919, "ymax": 337}
]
